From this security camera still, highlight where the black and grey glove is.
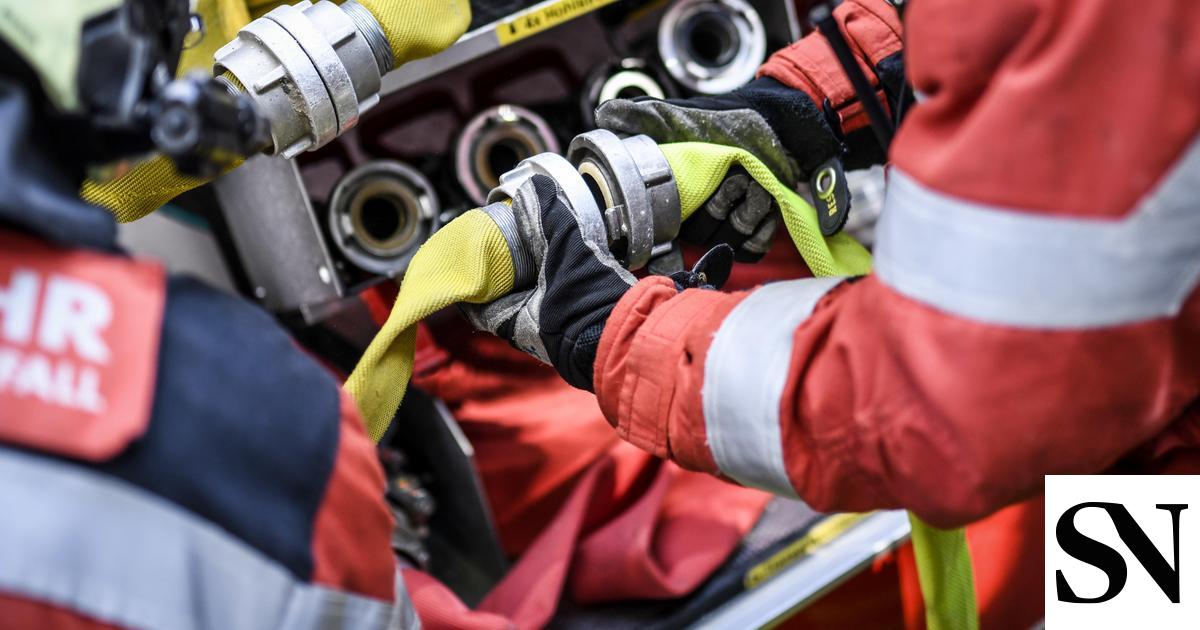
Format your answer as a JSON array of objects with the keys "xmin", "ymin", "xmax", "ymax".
[
  {"xmin": 681, "ymin": 166, "xmax": 778, "ymax": 262},
  {"xmin": 596, "ymin": 76, "xmax": 847, "ymax": 260},
  {"xmin": 464, "ymin": 174, "xmax": 635, "ymax": 391}
]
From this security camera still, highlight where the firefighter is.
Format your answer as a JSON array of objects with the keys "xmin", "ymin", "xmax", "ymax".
[
  {"xmin": 0, "ymin": 1, "xmax": 414, "ymax": 626},
  {"xmin": 472, "ymin": 0, "xmax": 1200, "ymax": 623}
]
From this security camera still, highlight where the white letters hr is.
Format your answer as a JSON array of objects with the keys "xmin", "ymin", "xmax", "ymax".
[{"xmin": 0, "ymin": 268, "xmax": 112, "ymax": 364}]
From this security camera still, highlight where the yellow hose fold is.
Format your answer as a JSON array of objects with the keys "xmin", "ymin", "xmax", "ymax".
[
  {"xmin": 82, "ymin": 156, "xmax": 242, "ymax": 223},
  {"xmin": 659, "ymin": 142, "xmax": 872, "ymax": 278},
  {"xmin": 344, "ymin": 144, "xmax": 973, "ymax": 630},
  {"xmin": 346, "ymin": 208, "xmax": 515, "ymax": 441}
]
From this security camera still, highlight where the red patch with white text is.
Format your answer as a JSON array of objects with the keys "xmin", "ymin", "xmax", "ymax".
[{"xmin": 0, "ymin": 233, "xmax": 165, "ymax": 461}]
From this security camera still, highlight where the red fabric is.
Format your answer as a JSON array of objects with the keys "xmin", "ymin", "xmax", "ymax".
[
  {"xmin": 897, "ymin": 0, "xmax": 1200, "ymax": 218},
  {"xmin": 0, "ymin": 591, "xmax": 125, "ymax": 630},
  {"xmin": 414, "ymin": 329, "xmax": 620, "ymax": 555},
  {"xmin": 758, "ymin": 0, "xmax": 902, "ymax": 134},
  {"xmin": 0, "ymin": 232, "xmax": 165, "ymax": 462},
  {"xmin": 310, "ymin": 390, "xmax": 397, "ymax": 601},
  {"xmin": 597, "ymin": 0, "xmax": 1200, "ymax": 527},
  {"xmin": 404, "ymin": 570, "xmax": 514, "ymax": 630},
  {"xmin": 403, "ymin": 446, "xmax": 768, "ymax": 630},
  {"xmin": 568, "ymin": 456, "xmax": 767, "ymax": 602},
  {"xmin": 594, "ymin": 276, "xmax": 740, "ymax": 476}
]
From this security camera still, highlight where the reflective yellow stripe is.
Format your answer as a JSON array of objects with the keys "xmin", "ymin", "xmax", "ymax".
[{"xmin": 744, "ymin": 513, "xmax": 867, "ymax": 589}]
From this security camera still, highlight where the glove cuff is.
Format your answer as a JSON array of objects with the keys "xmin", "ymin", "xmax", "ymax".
[{"xmin": 558, "ymin": 322, "xmax": 606, "ymax": 392}]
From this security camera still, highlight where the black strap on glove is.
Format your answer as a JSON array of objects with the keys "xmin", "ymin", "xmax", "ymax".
[{"xmin": 670, "ymin": 244, "xmax": 735, "ymax": 291}]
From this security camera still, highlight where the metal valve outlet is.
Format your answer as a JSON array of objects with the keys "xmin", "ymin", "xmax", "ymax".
[{"xmin": 485, "ymin": 129, "xmax": 681, "ymax": 289}]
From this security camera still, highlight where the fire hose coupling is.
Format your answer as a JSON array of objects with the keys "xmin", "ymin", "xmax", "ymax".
[
  {"xmin": 568, "ymin": 130, "xmax": 681, "ymax": 271},
  {"xmin": 486, "ymin": 130, "xmax": 681, "ymax": 290},
  {"xmin": 213, "ymin": 0, "xmax": 393, "ymax": 159}
]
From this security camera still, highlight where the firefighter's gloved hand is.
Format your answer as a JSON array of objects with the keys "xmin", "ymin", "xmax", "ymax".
[
  {"xmin": 597, "ymin": 77, "xmax": 838, "ymax": 260},
  {"xmin": 596, "ymin": 77, "xmax": 843, "ymax": 187},
  {"xmin": 464, "ymin": 174, "xmax": 635, "ymax": 391},
  {"xmin": 684, "ymin": 167, "xmax": 778, "ymax": 263}
]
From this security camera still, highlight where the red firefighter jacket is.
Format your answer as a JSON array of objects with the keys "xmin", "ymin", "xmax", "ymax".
[{"xmin": 594, "ymin": 0, "xmax": 1200, "ymax": 528}]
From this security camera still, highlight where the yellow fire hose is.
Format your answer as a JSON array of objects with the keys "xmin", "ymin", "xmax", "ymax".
[
  {"xmin": 347, "ymin": 141, "xmax": 975, "ymax": 630},
  {"xmin": 75, "ymin": 0, "xmax": 976, "ymax": 620}
]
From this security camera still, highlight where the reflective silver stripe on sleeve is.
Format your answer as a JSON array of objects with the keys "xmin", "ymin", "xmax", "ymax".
[
  {"xmin": 702, "ymin": 277, "xmax": 846, "ymax": 497},
  {"xmin": 875, "ymin": 136, "xmax": 1200, "ymax": 328},
  {"xmin": 0, "ymin": 448, "xmax": 403, "ymax": 630}
]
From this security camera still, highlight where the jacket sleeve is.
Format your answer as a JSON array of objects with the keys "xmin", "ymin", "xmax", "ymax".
[
  {"xmin": 757, "ymin": 0, "xmax": 904, "ymax": 166},
  {"xmin": 594, "ymin": 0, "xmax": 1200, "ymax": 528}
]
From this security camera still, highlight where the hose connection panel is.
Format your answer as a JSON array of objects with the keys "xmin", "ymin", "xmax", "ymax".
[
  {"xmin": 328, "ymin": 160, "xmax": 441, "ymax": 277},
  {"xmin": 214, "ymin": 0, "xmax": 392, "ymax": 159},
  {"xmin": 659, "ymin": 0, "xmax": 767, "ymax": 95}
]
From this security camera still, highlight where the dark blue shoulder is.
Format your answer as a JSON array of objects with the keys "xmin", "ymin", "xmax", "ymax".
[{"xmin": 95, "ymin": 276, "xmax": 343, "ymax": 580}]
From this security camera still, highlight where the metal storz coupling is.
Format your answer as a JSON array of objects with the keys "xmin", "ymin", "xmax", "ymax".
[
  {"xmin": 484, "ymin": 130, "xmax": 681, "ymax": 290},
  {"xmin": 213, "ymin": 0, "xmax": 393, "ymax": 158},
  {"xmin": 568, "ymin": 130, "xmax": 681, "ymax": 271}
]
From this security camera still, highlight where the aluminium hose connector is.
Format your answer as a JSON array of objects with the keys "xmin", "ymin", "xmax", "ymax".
[
  {"xmin": 341, "ymin": 0, "xmax": 394, "ymax": 75},
  {"xmin": 568, "ymin": 130, "xmax": 681, "ymax": 270},
  {"xmin": 487, "ymin": 153, "xmax": 608, "ymax": 291},
  {"xmin": 213, "ymin": 0, "xmax": 392, "ymax": 159}
]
